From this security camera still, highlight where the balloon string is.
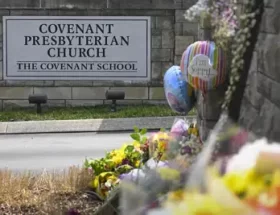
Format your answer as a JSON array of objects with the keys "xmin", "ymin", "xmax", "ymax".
[{"xmin": 202, "ymin": 91, "xmax": 206, "ymax": 101}]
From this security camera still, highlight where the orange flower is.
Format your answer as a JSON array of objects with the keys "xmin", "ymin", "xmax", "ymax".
[{"xmin": 246, "ymin": 187, "xmax": 280, "ymax": 215}]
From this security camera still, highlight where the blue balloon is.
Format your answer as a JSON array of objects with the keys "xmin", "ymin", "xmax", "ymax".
[{"xmin": 164, "ymin": 65, "xmax": 195, "ymax": 114}]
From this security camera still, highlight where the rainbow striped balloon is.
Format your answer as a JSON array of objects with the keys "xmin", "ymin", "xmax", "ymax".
[
  {"xmin": 180, "ymin": 41, "xmax": 227, "ymax": 92},
  {"xmin": 164, "ymin": 65, "xmax": 195, "ymax": 114}
]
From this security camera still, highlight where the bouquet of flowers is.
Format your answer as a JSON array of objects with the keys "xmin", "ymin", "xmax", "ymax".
[
  {"xmin": 84, "ymin": 119, "xmax": 200, "ymax": 200},
  {"xmin": 84, "ymin": 127, "xmax": 149, "ymax": 199},
  {"xmin": 120, "ymin": 119, "xmax": 203, "ymax": 215},
  {"xmin": 211, "ymin": 139, "xmax": 280, "ymax": 214},
  {"xmin": 120, "ymin": 118, "xmax": 201, "ymax": 183},
  {"xmin": 133, "ymin": 114, "xmax": 260, "ymax": 215},
  {"xmin": 120, "ymin": 163, "xmax": 186, "ymax": 215},
  {"xmin": 172, "ymin": 138, "xmax": 280, "ymax": 215},
  {"xmin": 151, "ymin": 118, "xmax": 202, "ymax": 166},
  {"xmin": 148, "ymin": 114, "xmax": 280, "ymax": 215}
]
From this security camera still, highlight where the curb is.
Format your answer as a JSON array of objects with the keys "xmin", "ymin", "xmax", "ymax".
[{"xmin": 0, "ymin": 116, "xmax": 196, "ymax": 134}]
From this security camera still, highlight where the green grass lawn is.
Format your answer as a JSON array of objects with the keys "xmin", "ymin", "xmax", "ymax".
[{"xmin": 0, "ymin": 105, "xmax": 197, "ymax": 122}]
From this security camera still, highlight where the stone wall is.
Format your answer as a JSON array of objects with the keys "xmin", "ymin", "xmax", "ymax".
[
  {"xmin": 239, "ymin": 0, "xmax": 280, "ymax": 142},
  {"xmin": 0, "ymin": 0, "xmax": 198, "ymax": 110}
]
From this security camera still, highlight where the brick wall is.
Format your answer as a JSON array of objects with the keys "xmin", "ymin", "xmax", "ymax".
[
  {"xmin": 238, "ymin": 0, "xmax": 280, "ymax": 141},
  {"xmin": 0, "ymin": 0, "xmax": 198, "ymax": 110}
]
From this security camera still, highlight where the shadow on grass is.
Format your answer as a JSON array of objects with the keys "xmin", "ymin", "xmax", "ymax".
[{"xmin": 0, "ymin": 104, "xmax": 195, "ymax": 122}]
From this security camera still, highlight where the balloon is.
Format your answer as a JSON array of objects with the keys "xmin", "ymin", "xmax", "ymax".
[
  {"xmin": 180, "ymin": 41, "xmax": 227, "ymax": 92},
  {"xmin": 164, "ymin": 65, "xmax": 195, "ymax": 114}
]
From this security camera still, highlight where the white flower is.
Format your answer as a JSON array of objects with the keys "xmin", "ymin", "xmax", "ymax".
[
  {"xmin": 105, "ymin": 180, "xmax": 112, "ymax": 188},
  {"xmin": 226, "ymin": 138, "xmax": 280, "ymax": 173},
  {"xmin": 184, "ymin": 0, "xmax": 210, "ymax": 21}
]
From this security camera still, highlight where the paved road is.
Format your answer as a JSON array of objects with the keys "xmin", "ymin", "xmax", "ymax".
[{"xmin": 0, "ymin": 132, "xmax": 138, "ymax": 172}]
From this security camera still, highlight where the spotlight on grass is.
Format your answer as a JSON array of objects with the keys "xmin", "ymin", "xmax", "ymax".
[
  {"xmin": 28, "ymin": 94, "xmax": 48, "ymax": 114},
  {"xmin": 105, "ymin": 90, "xmax": 125, "ymax": 112}
]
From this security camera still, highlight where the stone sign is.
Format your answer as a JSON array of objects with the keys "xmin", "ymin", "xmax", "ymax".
[
  {"xmin": 3, "ymin": 16, "xmax": 151, "ymax": 81},
  {"xmin": 188, "ymin": 54, "xmax": 217, "ymax": 81}
]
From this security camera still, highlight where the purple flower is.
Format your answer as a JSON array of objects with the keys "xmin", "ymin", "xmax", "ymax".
[
  {"xmin": 67, "ymin": 209, "xmax": 80, "ymax": 215},
  {"xmin": 230, "ymin": 130, "xmax": 249, "ymax": 152},
  {"xmin": 119, "ymin": 169, "xmax": 145, "ymax": 181},
  {"xmin": 171, "ymin": 119, "xmax": 189, "ymax": 137},
  {"xmin": 122, "ymin": 158, "xmax": 130, "ymax": 165},
  {"xmin": 119, "ymin": 159, "xmax": 169, "ymax": 182},
  {"xmin": 146, "ymin": 158, "xmax": 168, "ymax": 169},
  {"xmin": 180, "ymin": 146, "xmax": 192, "ymax": 155}
]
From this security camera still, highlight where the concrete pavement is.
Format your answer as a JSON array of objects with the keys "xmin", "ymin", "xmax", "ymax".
[
  {"xmin": 0, "ymin": 132, "xmax": 137, "ymax": 171},
  {"xmin": 0, "ymin": 116, "xmax": 196, "ymax": 172},
  {"xmin": 0, "ymin": 116, "xmax": 195, "ymax": 134}
]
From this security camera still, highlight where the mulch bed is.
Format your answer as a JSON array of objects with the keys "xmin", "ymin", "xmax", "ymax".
[{"xmin": 0, "ymin": 192, "xmax": 103, "ymax": 215}]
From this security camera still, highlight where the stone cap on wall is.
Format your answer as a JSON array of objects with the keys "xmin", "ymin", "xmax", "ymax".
[{"xmin": 0, "ymin": 0, "xmax": 197, "ymax": 10}]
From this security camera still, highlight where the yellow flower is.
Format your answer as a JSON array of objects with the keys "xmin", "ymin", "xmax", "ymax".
[
  {"xmin": 157, "ymin": 132, "xmax": 169, "ymax": 139},
  {"xmin": 167, "ymin": 189, "xmax": 184, "ymax": 202},
  {"xmin": 133, "ymin": 160, "xmax": 141, "ymax": 168},
  {"xmin": 111, "ymin": 156, "xmax": 123, "ymax": 165},
  {"xmin": 132, "ymin": 141, "xmax": 142, "ymax": 152},
  {"xmin": 271, "ymin": 169, "xmax": 280, "ymax": 187},
  {"xmin": 192, "ymin": 125, "xmax": 199, "ymax": 136},
  {"xmin": 149, "ymin": 132, "xmax": 171, "ymax": 160},
  {"xmin": 222, "ymin": 168, "xmax": 270, "ymax": 199},
  {"xmin": 91, "ymin": 172, "xmax": 119, "ymax": 199},
  {"xmin": 110, "ymin": 149, "xmax": 125, "ymax": 165},
  {"xmin": 153, "ymin": 132, "xmax": 170, "ymax": 145},
  {"xmin": 222, "ymin": 168, "xmax": 280, "ymax": 208},
  {"xmin": 156, "ymin": 167, "xmax": 180, "ymax": 181},
  {"xmin": 168, "ymin": 192, "xmax": 233, "ymax": 215},
  {"xmin": 222, "ymin": 171, "xmax": 247, "ymax": 197},
  {"xmin": 206, "ymin": 167, "xmax": 258, "ymax": 215},
  {"xmin": 132, "ymin": 141, "xmax": 141, "ymax": 148}
]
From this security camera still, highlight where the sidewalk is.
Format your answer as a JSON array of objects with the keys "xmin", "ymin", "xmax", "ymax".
[{"xmin": 0, "ymin": 116, "xmax": 196, "ymax": 134}]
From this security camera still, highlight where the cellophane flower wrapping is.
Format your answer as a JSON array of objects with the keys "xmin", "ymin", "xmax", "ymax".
[
  {"xmin": 120, "ymin": 163, "xmax": 185, "ymax": 215},
  {"xmin": 212, "ymin": 139, "xmax": 280, "ymax": 215},
  {"xmin": 153, "ymin": 114, "xmax": 280, "ymax": 215},
  {"xmin": 146, "ymin": 114, "xmax": 266, "ymax": 215},
  {"xmin": 120, "ymin": 118, "xmax": 202, "ymax": 215}
]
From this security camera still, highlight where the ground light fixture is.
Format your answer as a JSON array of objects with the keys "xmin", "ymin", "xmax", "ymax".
[
  {"xmin": 28, "ymin": 94, "xmax": 48, "ymax": 114},
  {"xmin": 105, "ymin": 90, "xmax": 125, "ymax": 112}
]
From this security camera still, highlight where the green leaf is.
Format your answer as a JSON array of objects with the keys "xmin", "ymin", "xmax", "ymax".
[
  {"xmin": 84, "ymin": 158, "xmax": 90, "ymax": 168},
  {"xmin": 140, "ymin": 128, "xmax": 147, "ymax": 135},
  {"xmin": 105, "ymin": 151, "xmax": 112, "ymax": 159},
  {"xmin": 115, "ymin": 164, "xmax": 133, "ymax": 174},
  {"xmin": 160, "ymin": 128, "xmax": 165, "ymax": 132},
  {"xmin": 130, "ymin": 133, "xmax": 141, "ymax": 141},
  {"xmin": 133, "ymin": 126, "xmax": 140, "ymax": 133},
  {"xmin": 105, "ymin": 160, "xmax": 115, "ymax": 170},
  {"xmin": 141, "ymin": 136, "xmax": 148, "ymax": 144},
  {"xmin": 125, "ymin": 145, "xmax": 135, "ymax": 154},
  {"xmin": 131, "ymin": 151, "xmax": 141, "ymax": 159}
]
